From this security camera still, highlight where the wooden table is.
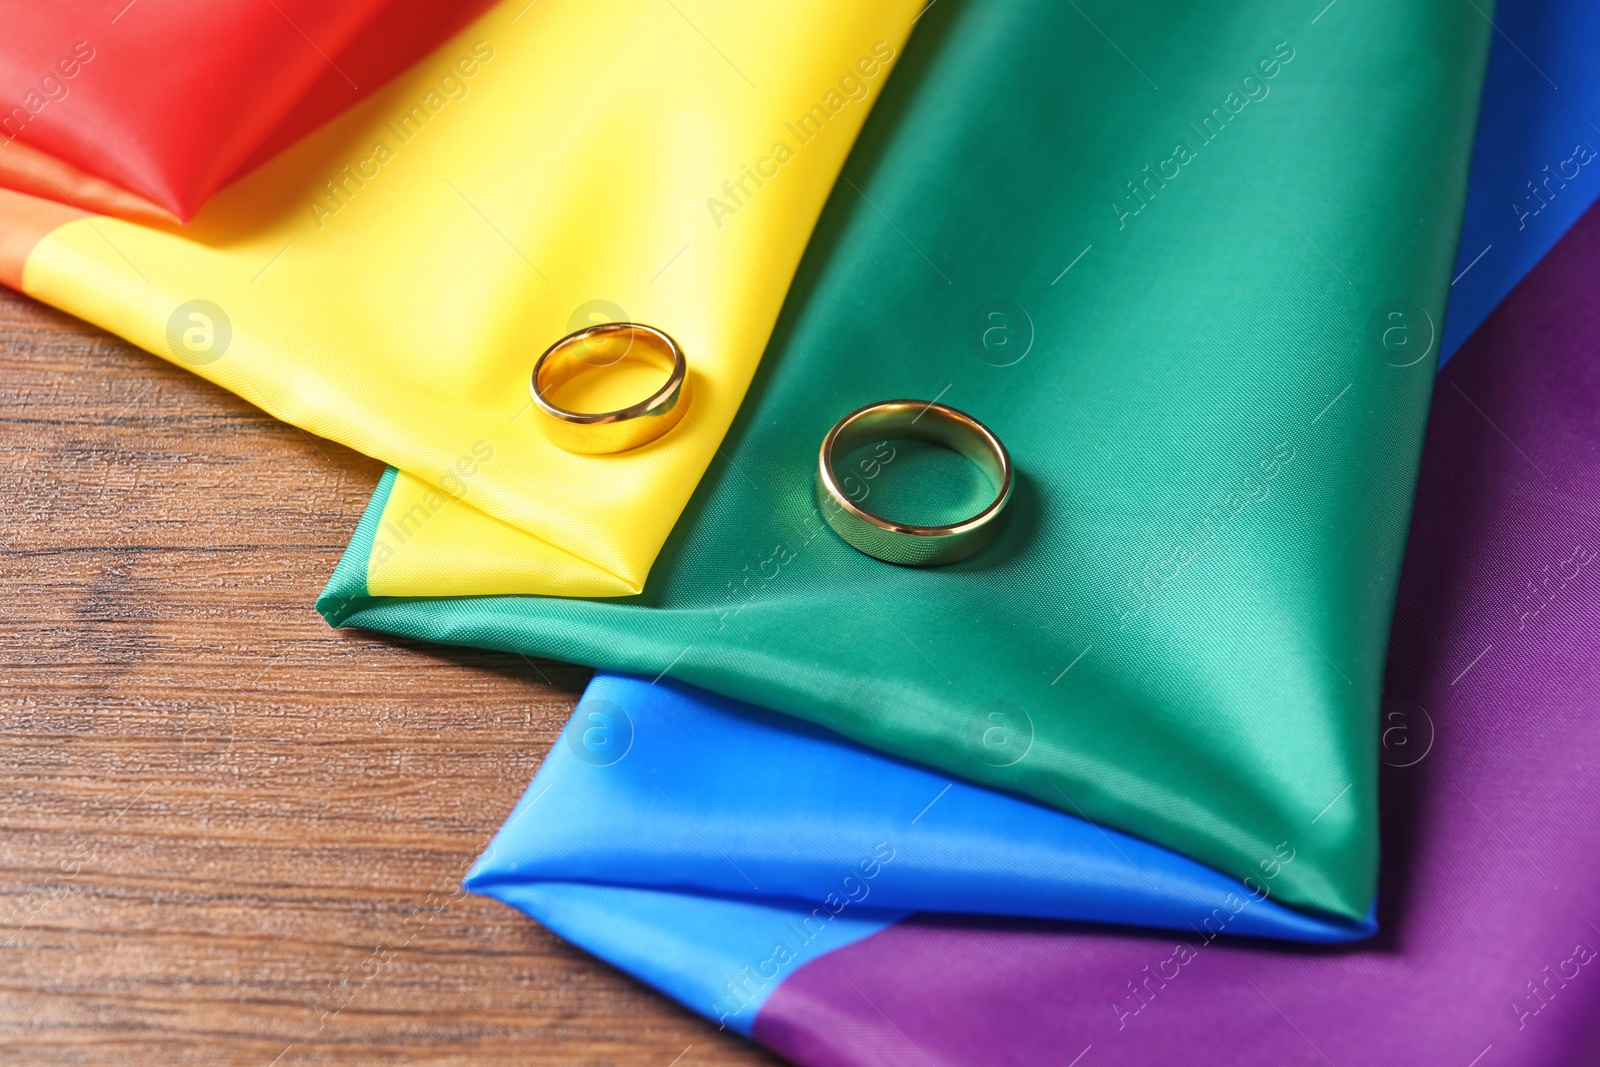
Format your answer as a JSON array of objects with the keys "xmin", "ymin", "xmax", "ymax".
[{"xmin": 0, "ymin": 287, "xmax": 779, "ymax": 1066}]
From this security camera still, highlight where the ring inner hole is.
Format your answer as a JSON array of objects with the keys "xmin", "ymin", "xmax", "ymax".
[
  {"xmin": 543, "ymin": 331, "xmax": 673, "ymax": 414},
  {"xmin": 834, "ymin": 434, "xmax": 997, "ymax": 528}
]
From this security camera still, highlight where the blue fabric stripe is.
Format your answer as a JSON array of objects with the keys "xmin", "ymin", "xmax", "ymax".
[
  {"xmin": 470, "ymin": 674, "xmax": 1373, "ymax": 943},
  {"xmin": 478, "ymin": 882, "xmax": 902, "ymax": 1036},
  {"xmin": 466, "ymin": 674, "xmax": 1372, "ymax": 1030},
  {"xmin": 1440, "ymin": 1, "xmax": 1600, "ymax": 364}
]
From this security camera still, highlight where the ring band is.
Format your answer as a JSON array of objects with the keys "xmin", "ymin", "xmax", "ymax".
[
  {"xmin": 815, "ymin": 400, "xmax": 1012, "ymax": 566},
  {"xmin": 530, "ymin": 323, "xmax": 690, "ymax": 454}
]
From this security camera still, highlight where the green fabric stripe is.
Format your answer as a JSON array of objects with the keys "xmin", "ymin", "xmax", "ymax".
[{"xmin": 316, "ymin": 465, "xmax": 395, "ymax": 625}]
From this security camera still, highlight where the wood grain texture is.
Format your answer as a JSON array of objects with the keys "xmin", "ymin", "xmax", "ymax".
[{"xmin": 0, "ymin": 286, "xmax": 781, "ymax": 1067}]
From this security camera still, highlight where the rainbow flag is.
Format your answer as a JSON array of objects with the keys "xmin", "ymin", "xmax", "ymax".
[
  {"xmin": 321, "ymin": 0, "xmax": 1495, "ymax": 926},
  {"xmin": 329, "ymin": 2, "xmax": 1600, "ymax": 1060}
]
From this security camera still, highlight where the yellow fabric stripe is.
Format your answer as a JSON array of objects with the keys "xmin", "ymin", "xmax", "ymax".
[
  {"xmin": 373, "ymin": 467, "xmax": 625, "ymax": 597},
  {"xmin": 22, "ymin": 0, "xmax": 920, "ymax": 596}
]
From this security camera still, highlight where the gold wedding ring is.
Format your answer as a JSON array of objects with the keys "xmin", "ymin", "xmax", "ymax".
[
  {"xmin": 530, "ymin": 323, "xmax": 690, "ymax": 454},
  {"xmin": 816, "ymin": 400, "xmax": 1012, "ymax": 566}
]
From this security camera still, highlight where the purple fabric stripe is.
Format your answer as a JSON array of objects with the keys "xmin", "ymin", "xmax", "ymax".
[{"xmin": 754, "ymin": 203, "xmax": 1600, "ymax": 1067}]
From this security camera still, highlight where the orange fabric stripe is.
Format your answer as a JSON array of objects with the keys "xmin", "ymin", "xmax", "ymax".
[
  {"xmin": 0, "ymin": 140, "xmax": 179, "ymax": 226},
  {"xmin": 0, "ymin": 185, "xmax": 79, "ymax": 290}
]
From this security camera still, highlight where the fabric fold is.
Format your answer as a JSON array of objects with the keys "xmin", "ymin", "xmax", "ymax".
[
  {"xmin": 0, "ymin": 137, "xmax": 178, "ymax": 225},
  {"xmin": 476, "ymin": 188, "xmax": 1600, "ymax": 1065},
  {"xmin": 749, "ymin": 194, "xmax": 1600, "ymax": 1067},
  {"xmin": 0, "ymin": 0, "xmax": 496, "ymax": 220},
  {"xmin": 1, "ymin": 0, "xmax": 390, "ymax": 219},
  {"xmin": 1439, "ymin": 1, "xmax": 1600, "ymax": 362},
  {"xmin": 464, "ymin": 669, "xmax": 1375, "ymax": 1030},
  {"xmin": 323, "ymin": 0, "xmax": 1495, "ymax": 919},
  {"xmin": 7, "ymin": 0, "xmax": 923, "ymax": 596}
]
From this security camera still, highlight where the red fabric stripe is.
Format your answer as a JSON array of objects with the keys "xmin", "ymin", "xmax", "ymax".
[{"xmin": 0, "ymin": 0, "xmax": 496, "ymax": 220}]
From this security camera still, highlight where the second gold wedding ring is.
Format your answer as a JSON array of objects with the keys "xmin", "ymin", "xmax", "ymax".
[
  {"xmin": 816, "ymin": 400, "xmax": 1012, "ymax": 566},
  {"xmin": 531, "ymin": 323, "xmax": 690, "ymax": 454}
]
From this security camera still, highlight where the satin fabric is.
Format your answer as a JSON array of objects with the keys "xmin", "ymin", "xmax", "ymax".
[
  {"xmin": 753, "ymin": 196, "xmax": 1600, "ymax": 1067},
  {"xmin": 7, "ymin": 0, "xmax": 922, "ymax": 597},
  {"xmin": 0, "ymin": 0, "xmax": 493, "ymax": 221},
  {"xmin": 1440, "ymin": 0, "xmax": 1600, "ymax": 364},
  {"xmin": 0, "ymin": 137, "xmax": 179, "ymax": 225},
  {"xmin": 322, "ymin": 0, "xmax": 1594, "ymax": 599},
  {"xmin": 460, "ymin": 17, "xmax": 1600, "ymax": 1047},
  {"xmin": 1, "ymin": 0, "xmax": 388, "ymax": 219},
  {"xmin": 321, "ymin": 0, "xmax": 1494, "ymax": 919},
  {"xmin": 464, "ymin": 673, "xmax": 1374, "ymax": 1033}
]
